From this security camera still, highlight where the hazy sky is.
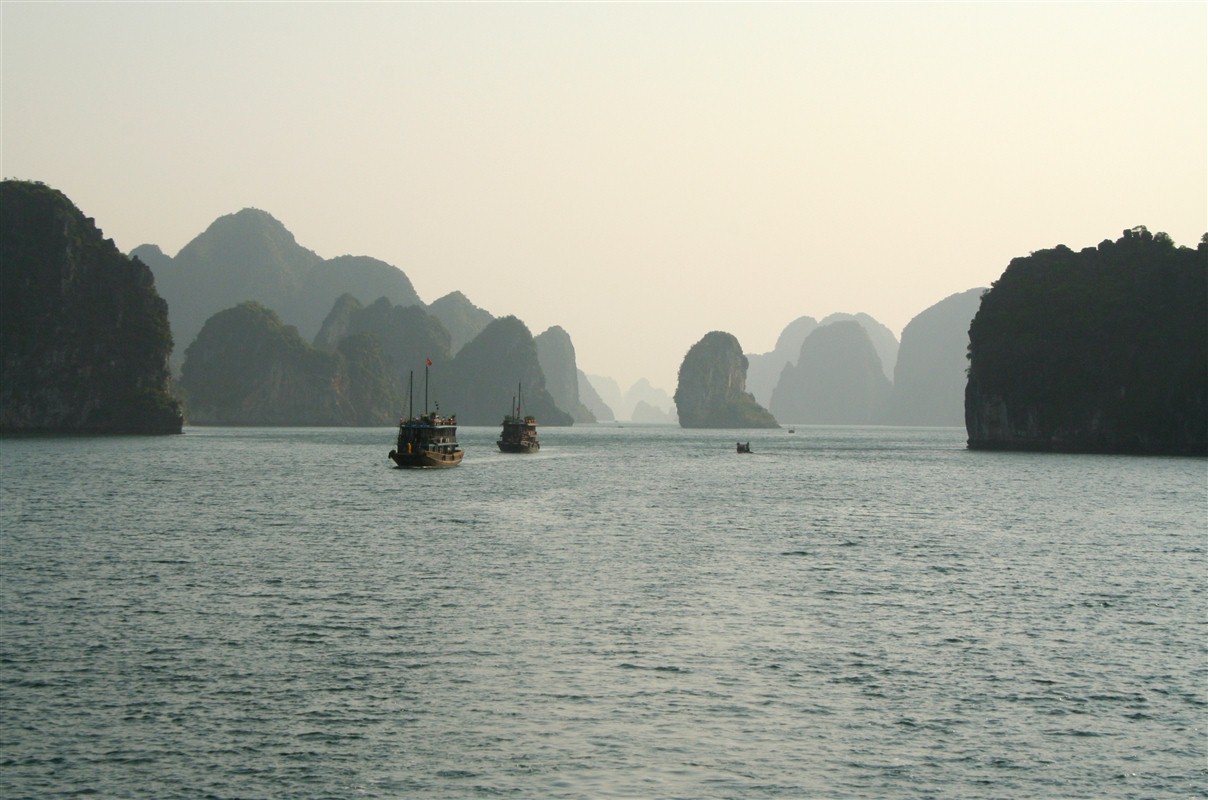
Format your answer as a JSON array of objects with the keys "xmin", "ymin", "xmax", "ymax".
[{"xmin": 3, "ymin": 2, "xmax": 1205, "ymax": 394}]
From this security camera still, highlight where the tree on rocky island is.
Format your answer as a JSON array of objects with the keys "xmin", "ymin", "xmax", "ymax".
[
  {"xmin": 675, "ymin": 331, "xmax": 779, "ymax": 428},
  {"xmin": 965, "ymin": 227, "xmax": 1206, "ymax": 455}
]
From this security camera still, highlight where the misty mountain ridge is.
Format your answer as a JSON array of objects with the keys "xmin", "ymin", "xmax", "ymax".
[
  {"xmin": 769, "ymin": 320, "xmax": 891, "ymax": 425},
  {"xmin": 583, "ymin": 374, "xmax": 675, "ymax": 422},
  {"xmin": 745, "ymin": 312, "xmax": 897, "ymax": 408},
  {"xmin": 133, "ymin": 205, "xmax": 994, "ymax": 429},
  {"xmin": 122, "ymin": 205, "xmax": 616, "ymax": 426},
  {"xmin": 138, "ymin": 208, "xmax": 422, "ymax": 372}
]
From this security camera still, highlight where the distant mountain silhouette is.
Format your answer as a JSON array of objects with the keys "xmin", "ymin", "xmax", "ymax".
[
  {"xmin": 817, "ymin": 312, "xmax": 898, "ymax": 381},
  {"xmin": 1, "ymin": 181, "xmax": 182, "ymax": 433},
  {"xmin": 745, "ymin": 315, "xmax": 818, "ymax": 406},
  {"xmin": 443, "ymin": 316, "xmax": 573, "ymax": 426},
  {"xmin": 966, "ymin": 227, "xmax": 1206, "ymax": 454},
  {"xmin": 427, "ymin": 291, "xmax": 494, "ymax": 354},
  {"xmin": 586, "ymin": 374, "xmax": 625, "ymax": 420},
  {"xmin": 746, "ymin": 313, "xmax": 897, "ymax": 407},
  {"xmin": 675, "ymin": 331, "xmax": 778, "ymax": 428},
  {"xmin": 770, "ymin": 320, "xmax": 891, "ymax": 424},
  {"xmin": 624, "ymin": 379, "xmax": 674, "ymax": 421},
  {"xmin": 179, "ymin": 301, "xmax": 400, "ymax": 425},
  {"xmin": 885, "ymin": 288, "xmax": 985, "ymax": 426},
  {"xmin": 299, "ymin": 255, "xmax": 422, "ymax": 340},
  {"xmin": 632, "ymin": 399, "xmax": 676, "ymax": 424},
  {"xmin": 578, "ymin": 369, "xmax": 615, "ymax": 421},
  {"xmin": 535, "ymin": 326, "xmax": 595, "ymax": 423},
  {"xmin": 138, "ymin": 208, "xmax": 420, "ymax": 369}
]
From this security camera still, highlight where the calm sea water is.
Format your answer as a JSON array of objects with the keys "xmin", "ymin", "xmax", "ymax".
[{"xmin": 1, "ymin": 425, "xmax": 1204, "ymax": 799}]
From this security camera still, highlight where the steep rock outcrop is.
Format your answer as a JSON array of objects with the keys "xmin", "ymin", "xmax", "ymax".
[
  {"xmin": 444, "ymin": 316, "xmax": 573, "ymax": 426},
  {"xmin": 966, "ymin": 228, "xmax": 1206, "ymax": 454},
  {"xmin": 578, "ymin": 369, "xmax": 615, "ymax": 421},
  {"xmin": 427, "ymin": 291, "xmax": 494, "ymax": 354},
  {"xmin": 674, "ymin": 331, "xmax": 778, "ymax": 428},
  {"xmin": 535, "ymin": 326, "xmax": 596, "ymax": 423},
  {"xmin": 0, "ymin": 181, "xmax": 182, "ymax": 433},
  {"xmin": 770, "ymin": 320, "xmax": 891, "ymax": 424},
  {"xmin": 885, "ymin": 288, "xmax": 986, "ymax": 426},
  {"xmin": 179, "ymin": 301, "xmax": 399, "ymax": 425}
]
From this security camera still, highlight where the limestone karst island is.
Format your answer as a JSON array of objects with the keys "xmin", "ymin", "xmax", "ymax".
[{"xmin": 1, "ymin": 180, "xmax": 1203, "ymax": 456}]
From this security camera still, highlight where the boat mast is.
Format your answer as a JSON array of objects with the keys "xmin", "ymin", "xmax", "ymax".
[
  {"xmin": 407, "ymin": 371, "xmax": 414, "ymax": 420},
  {"xmin": 424, "ymin": 361, "xmax": 429, "ymax": 415}
]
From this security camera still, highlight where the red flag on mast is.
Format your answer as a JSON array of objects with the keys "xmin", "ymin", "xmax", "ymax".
[{"xmin": 426, "ymin": 358, "xmax": 432, "ymax": 366}]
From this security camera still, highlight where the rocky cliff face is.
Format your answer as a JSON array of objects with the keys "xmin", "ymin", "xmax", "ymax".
[
  {"xmin": 179, "ymin": 302, "xmax": 399, "ymax": 425},
  {"xmin": 535, "ymin": 326, "xmax": 596, "ymax": 423},
  {"xmin": 885, "ymin": 288, "xmax": 985, "ymax": 426},
  {"xmin": 674, "ymin": 331, "xmax": 778, "ymax": 428},
  {"xmin": 443, "ymin": 316, "xmax": 573, "ymax": 426},
  {"xmin": 965, "ymin": 228, "xmax": 1206, "ymax": 454},
  {"xmin": 0, "ymin": 181, "xmax": 182, "ymax": 433}
]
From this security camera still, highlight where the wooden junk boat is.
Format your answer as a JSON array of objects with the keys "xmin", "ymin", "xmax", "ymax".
[
  {"xmin": 389, "ymin": 366, "xmax": 464, "ymax": 468},
  {"xmin": 497, "ymin": 383, "xmax": 540, "ymax": 454}
]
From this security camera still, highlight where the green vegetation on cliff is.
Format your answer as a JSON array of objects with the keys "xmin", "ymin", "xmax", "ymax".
[
  {"xmin": 966, "ymin": 227, "xmax": 1206, "ymax": 454},
  {"xmin": 0, "ymin": 180, "xmax": 182, "ymax": 433},
  {"xmin": 180, "ymin": 302, "xmax": 400, "ymax": 425},
  {"xmin": 314, "ymin": 294, "xmax": 452, "ymax": 380},
  {"xmin": 675, "ymin": 331, "xmax": 778, "ymax": 428}
]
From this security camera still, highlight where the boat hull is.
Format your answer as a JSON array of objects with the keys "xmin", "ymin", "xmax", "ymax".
[
  {"xmin": 497, "ymin": 440, "xmax": 539, "ymax": 454},
  {"xmin": 389, "ymin": 447, "xmax": 464, "ymax": 468}
]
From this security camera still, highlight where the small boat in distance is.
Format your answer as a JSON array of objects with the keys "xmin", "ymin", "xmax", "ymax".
[
  {"xmin": 389, "ymin": 366, "xmax": 464, "ymax": 468},
  {"xmin": 498, "ymin": 383, "xmax": 540, "ymax": 454},
  {"xmin": 737, "ymin": 441, "xmax": 752, "ymax": 453}
]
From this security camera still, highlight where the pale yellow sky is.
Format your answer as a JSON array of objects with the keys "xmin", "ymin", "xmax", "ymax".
[{"xmin": 3, "ymin": 2, "xmax": 1205, "ymax": 394}]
